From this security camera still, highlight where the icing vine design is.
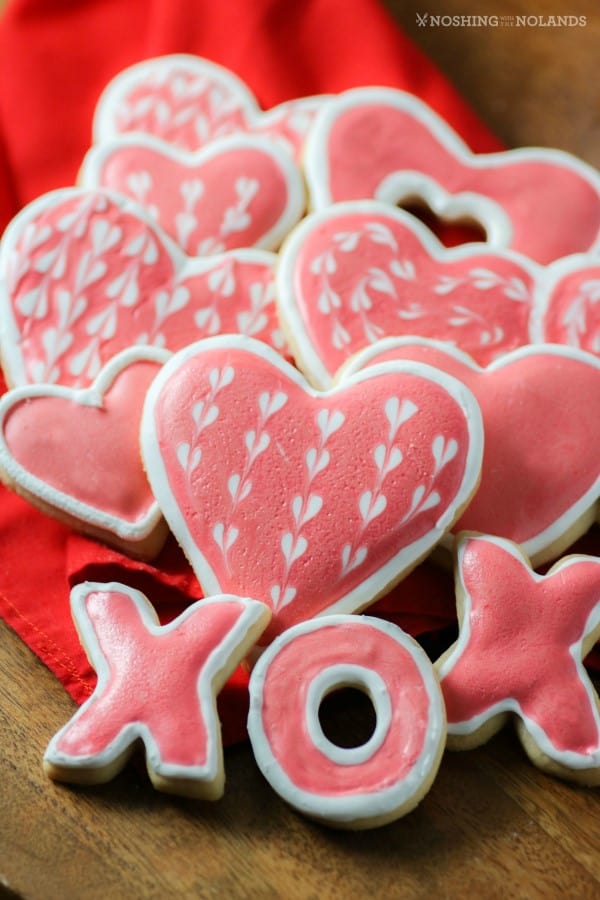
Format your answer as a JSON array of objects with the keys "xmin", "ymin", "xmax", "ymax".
[
  {"xmin": 68, "ymin": 226, "xmax": 159, "ymax": 382},
  {"xmin": 121, "ymin": 165, "xmax": 261, "ymax": 257},
  {"xmin": 310, "ymin": 222, "xmax": 408, "ymax": 350},
  {"xmin": 558, "ymin": 279, "xmax": 600, "ymax": 352},
  {"xmin": 340, "ymin": 395, "xmax": 417, "ymax": 577},
  {"xmin": 210, "ymin": 388, "xmax": 289, "ymax": 574},
  {"xmin": 115, "ymin": 69, "xmax": 246, "ymax": 149},
  {"xmin": 306, "ymin": 224, "xmax": 532, "ymax": 353},
  {"xmin": 9, "ymin": 194, "xmax": 142, "ymax": 383},
  {"xmin": 271, "ymin": 407, "xmax": 346, "ymax": 610}
]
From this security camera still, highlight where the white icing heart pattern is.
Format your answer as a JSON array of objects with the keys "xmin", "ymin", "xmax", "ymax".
[
  {"xmin": 0, "ymin": 188, "xmax": 285, "ymax": 388},
  {"xmin": 140, "ymin": 335, "xmax": 483, "ymax": 644}
]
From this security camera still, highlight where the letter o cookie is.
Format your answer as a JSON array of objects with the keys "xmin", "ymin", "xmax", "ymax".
[{"xmin": 247, "ymin": 615, "xmax": 446, "ymax": 829}]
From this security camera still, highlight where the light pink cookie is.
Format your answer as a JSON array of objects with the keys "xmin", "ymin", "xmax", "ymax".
[
  {"xmin": 44, "ymin": 581, "xmax": 270, "ymax": 797},
  {"xmin": 0, "ymin": 188, "xmax": 284, "ymax": 388},
  {"xmin": 436, "ymin": 534, "xmax": 600, "ymax": 784},
  {"xmin": 0, "ymin": 348, "xmax": 169, "ymax": 559},
  {"xmin": 304, "ymin": 87, "xmax": 600, "ymax": 265},
  {"xmin": 140, "ymin": 334, "xmax": 483, "ymax": 644},
  {"xmin": 248, "ymin": 614, "xmax": 445, "ymax": 829},
  {"xmin": 278, "ymin": 200, "xmax": 537, "ymax": 388},
  {"xmin": 341, "ymin": 338, "xmax": 600, "ymax": 567},
  {"xmin": 80, "ymin": 134, "xmax": 305, "ymax": 255},
  {"xmin": 531, "ymin": 253, "xmax": 600, "ymax": 356},
  {"xmin": 92, "ymin": 53, "xmax": 328, "ymax": 162}
]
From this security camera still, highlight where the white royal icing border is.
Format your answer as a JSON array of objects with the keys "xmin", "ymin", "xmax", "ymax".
[
  {"xmin": 0, "ymin": 346, "xmax": 169, "ymax": 542},
  {"xmin": 247, "ymin": 614, "xmax": 446, "ymax": 828},
  {"xmin": 438, "ymin": 535, "xmax": 600, "ymax": 771},
  {"xmin": 44, "ymin": 581, "xmax": 270, "ymax": 787}
]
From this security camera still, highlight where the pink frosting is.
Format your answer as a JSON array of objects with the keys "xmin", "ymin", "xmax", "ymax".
[
  {"xmin": 279, "ymin": 203, "xmax": 535, "ymax": 387},
  {"xmin": 439, "ymin": 536, "xmax": 600, "ymax": 762},
  {"xmin": 256, "ymin": 620, "xmax": 434, "ymax": 794},
  {"xmin": 347, "ymin": 340, "xmax": 600, "ymax": 563},
  {"xmin": 48, "ymin": 586, "xmax": 266, "ymax": 773},
  {"xmin": 1, "ymin": 354, "xmax": 161, "ymax": 525},
  {"xmin": 141, "ymin": 337, "xmax": 482, "ymax": 643},
  {"xmin": 306, "ymin": 90, "xmax": 600, "ymax": 265},
  {"xmin": 0, "ymin": 189, "xmax": 283, "ymax": 388},
  {"xmin": 82, "ymin": 136, "xmax": 303, "ymax": 255}
]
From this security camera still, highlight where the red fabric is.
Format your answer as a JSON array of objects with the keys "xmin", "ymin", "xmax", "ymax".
[{"xmin": 0, "ymin": 0, "xmax": 595, "ymax": 747}]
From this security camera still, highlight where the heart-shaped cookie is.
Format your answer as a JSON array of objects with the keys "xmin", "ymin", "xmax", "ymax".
[
  {"xmin": 531, "ymin": 254, "xmax": 600, "ymax": 356},
  {"xmin": 0, "ymin": 348, "xmax": 169, "ymax": 559},
  {"xmin": 140, "ymin": 335, "xmax": 483, "ymax": 643},
  {"xmin": 341, "ymin": 338, "xmax": 600, "ymax": 567},
  {"xmin": 93, "ymin": 53, "xmax": 328, "ymax": 162},
  {"xmin": 0, "ymin": 188, "xmax": 283, "ymax": 388},
  {"xmin": 80, "ymin": 134, "xmax": 305, "ymax": 255},
  {"xmin": 278, "ymin": 201, "xmax": 537, "ymax": 388},
  {"xmin": 304, "ymin": 87, "xmax": 600, "ymax": 265}
]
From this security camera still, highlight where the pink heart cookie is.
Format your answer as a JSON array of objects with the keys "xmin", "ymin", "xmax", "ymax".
[
  {"xmin": 341, "ymin": 338, "xmax": 600, "ymax": 567},
  {"xmin": 531, "ymin": 254, "xmax": 600, "ymax": 356},
  {"xmin": 278, "ymin": 201, "xmax": 537, "ymax": 388},
  {"xmin": 304, "ymin": 87, "xmax": 600, "ymax": 265},
  {"xmin": 0, "ymin": 348, "xmax": 170, "ymax": 559},
  {"xmin": 140, "ymin": 335, "xmax": 483, "ymax": 644},
  {"xmin": 80, "ymin": 134, "xmax": 305, "ymax": 255},
  {"xmin": 92, "ymin": 53, "xmax": 328, "ymax": 162},
  {"xmin": 0, "ymin": 188, "xmax": 284, "ymax": 388}
]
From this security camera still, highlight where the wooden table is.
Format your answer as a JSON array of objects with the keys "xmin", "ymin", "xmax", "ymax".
[{"xmin": 1, "ymin": 1, "xmax": 599, "ymax": 897}]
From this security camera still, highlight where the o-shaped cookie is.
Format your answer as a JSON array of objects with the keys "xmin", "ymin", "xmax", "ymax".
[{"xmin": 247, "ymin": 615, "xmax": 446, "ymax": 829}]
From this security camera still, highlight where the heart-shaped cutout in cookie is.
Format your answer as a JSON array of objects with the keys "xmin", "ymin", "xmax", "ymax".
[
  {"xmin": 0, "ymin": 349, "xmax": 169, "ymax": 559},
  {"xmin": 92, "ymin": 54, "xmax": 328, "ymax": 161},
  {"xmin": 341, "ymin": 338, "xmax": 600, "ymax": 567},
  {"xmin": 304, "ymin": 88, "xmax": 600, "ymax": 265},
  {"xmin": 0, "ymin": 188, "xmax": 283, "ymax": 388},
  {"xmin": 141, "ymin": 335, "xmax": 483, "ymax": 643},
  {"xmin": 80, "ymin": 134, "xmax": 305, "ymax": 255},
  {"xmin": 278, "ymin": 201, "xmax": 537, "ymax": 388}
]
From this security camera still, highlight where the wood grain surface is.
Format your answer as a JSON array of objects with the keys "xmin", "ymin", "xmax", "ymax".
[{"xmin": 1, "ymin": 1, "xmax": 599, "ymax": 898}]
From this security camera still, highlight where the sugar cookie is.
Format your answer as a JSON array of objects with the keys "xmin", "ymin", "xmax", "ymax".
[
  {"xmin": 304, "ymin": 87, "xmax": 600, "ymax": 264},
  {"xmin": 0, "ymin": 187, "xmax": 283, "ymax": 387},
  {"xmin": 0, "ymin": 348, "xmax": 169, "ymax": 559},
  {"xmin": 140, "ymin": 334, "xmax": 483, "ymax": 643},
  {"xmin": 436, "ymin": 534, "xmax": 600, "ymax": 785},
  {"xmin": 44, "ymin": 581, "xmax": 270, "ymax": 797},
  {"xmin": 277, "ymin": 200, "xmax": 537, "ymax": 388},
  {"xmin": 247, "ymin": 614, "xmax": 446, "ymax": 829}
]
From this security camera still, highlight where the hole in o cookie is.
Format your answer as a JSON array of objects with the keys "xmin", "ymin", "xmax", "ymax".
[
  {"xmin": 401, "ymin": 199, "xmax": 487, "ymax": 247},
  {"xmin": 318, "ymin": 686, "xmax": 377, "ymax": 749}
]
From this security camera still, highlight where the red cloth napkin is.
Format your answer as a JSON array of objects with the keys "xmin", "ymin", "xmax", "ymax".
[{"xmin": 0, "ymin": 0, "xmax": 595, "ymax": 746}]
